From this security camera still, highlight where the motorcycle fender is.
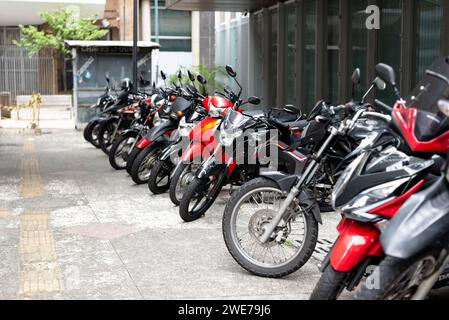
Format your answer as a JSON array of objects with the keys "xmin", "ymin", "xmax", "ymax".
[
  {"xmin": 180, "ymin": 143, "xmax": 213, "ymax": 162},
  {"xmin": 160, "ymin": 142, "xmax": 181, "ymax": 161},
  {"xmin": 381, "ymin": 176, "xmax": 449, "ymax": 260},
  {"xmin": 259, "ymin": 173, "xmax": 322, "ymax": 224},
  {"xmin": 121, "ymin": 129, "xmax": 139, "ymax": 138},
  {"xmin": 298, "ymin": 188, "xmax": 322, "ymax": 224},
  {"xmin": 145, "ymin": 122, "xmax": 177, "ymax": 144},
  {"xmin": 136, "ymin": 137, "xmax": 152, "ymax": 149},
  {"xmin": 330, "ymin": 218, "xmax": 383, "ymax": 272},
  {"xmin": 196, "ymin": 155, "xmax": 226, "ymax": 179},
  {"xmin": 88, "ymin": 116, "xmax": 106, "ymax": 123},
  {"xmin": 260, "ymin": 172, "xmax": 298, "ymax": 193}
]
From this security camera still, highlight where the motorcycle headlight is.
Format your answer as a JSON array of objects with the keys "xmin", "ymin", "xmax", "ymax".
[
  {"xmin": 341, "ymin": 178, "xmax": 410, "ymax": 212},
  {"xmin": 134, "ymin": 110, "xmax": 142, "ymax": 119},
  {"xmin": 179, "ymin": 124, "xmax": 195, "ymax": 137},
  {"xmin": 220, "ymin": 129, "xmax": 243, "ymax": 147},
  {"xmin": 209, "ymin": 105, "xmax": 223, "ymax": 118}
]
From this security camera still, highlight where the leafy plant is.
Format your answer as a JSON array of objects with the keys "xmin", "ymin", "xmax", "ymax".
[
  {"xmin": 169, "ymin": 65, "xmax": 229, "ymax": 96},
  {"xmin": 14, "ymin": 7, "xmax": 108, "ymax": 56}
]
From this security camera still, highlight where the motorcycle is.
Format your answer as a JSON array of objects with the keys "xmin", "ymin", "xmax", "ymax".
[
  {"xmin": 350, "ymin": 56, "xmax": 449, "ymax": 300},
  {"xmin": 97, "ymin": 78, "xmax": 144, "ymax": 156},
  {"xmin": 311, "ymin": 60, "xmax": 449, "ymax": 300},
  {"xmin": 108, "ymin": 96, "xmax": 156, "ymax": 170},
  {"xmin": 83, "ymin": 74, "xmax": 117, "ymax": 148},
  {"xmin": 148, "ymin": 70, "xmax": 212, "ymax": 195},
  {"xmin": 127, "ymin": 71, "xmax": 204, "ymax": 185},
  {"xmin": 221, "ymin": 69, "xmax": 390, "ymax": 278}
]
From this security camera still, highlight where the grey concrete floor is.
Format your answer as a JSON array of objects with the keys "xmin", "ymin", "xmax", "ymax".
[{"xmin": 0, "ymin": 128, "xmax": 341, "ymax": 300}]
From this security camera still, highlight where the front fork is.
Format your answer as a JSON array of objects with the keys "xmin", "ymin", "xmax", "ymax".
[
  {"xmin": 259, "ymin": 126, "xmax": 340, "ymax": 243},
  {"xmin": 111, "ymin": 118, "xmax": 123, "ymax": 142}
]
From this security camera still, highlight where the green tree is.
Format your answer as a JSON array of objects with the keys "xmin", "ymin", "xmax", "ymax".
[
  {"xmin": 14, "ymin": 7, "xmax": 108, "ymax": 56},
  {"xmin": 169, "ymin": 65, "xmax": 229, "ymax": 96}
]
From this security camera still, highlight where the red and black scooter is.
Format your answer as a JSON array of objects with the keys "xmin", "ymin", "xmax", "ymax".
[{"xmin": 310, "ymin": 59, "xmax": 449, "ymax": 300}]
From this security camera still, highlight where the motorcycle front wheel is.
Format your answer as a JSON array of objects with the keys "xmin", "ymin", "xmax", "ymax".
[
  {"xmin": 354, "ymin": 254, "xmax": 440, "ymax": 300},
  {"xmin": 130, "ymin": 144, "xmax": 160, "ymax": 184},
  {"xmin": 222, "ymin": 177, "xmax": 318, "ymax": 278},
  {"xmin": 178, "ymin": 176, "xmax": 224, "ymax": 222},
  {"xmin": 98, "ymin": 119, "xmax": 119, "ymax": 156},
  {"xmin": 148, "ymin": 159, "xmax": 175, "ymax": 194},
  {"xmin": 169, "ymin": 162, "xmax": 199, "ymax": 206},
  {"xmin": 109, "ymin": 135, "xmax": 136, "ymax": 170}
]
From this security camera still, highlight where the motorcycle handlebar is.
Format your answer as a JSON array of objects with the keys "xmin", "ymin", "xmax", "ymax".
[{"xmin": 374, "ymin": 99, "xmax": 393, "ymax": 114}]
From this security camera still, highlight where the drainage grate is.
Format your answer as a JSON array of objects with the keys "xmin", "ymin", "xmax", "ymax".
[{"xmin": 312, "ymin": 238, "xmax": 335, "ymax": 263}]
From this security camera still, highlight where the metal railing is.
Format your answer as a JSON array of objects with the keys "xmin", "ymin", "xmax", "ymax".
[{"xmin": 0, "ymin": 46, "xmax": 57, "ymax": 105}]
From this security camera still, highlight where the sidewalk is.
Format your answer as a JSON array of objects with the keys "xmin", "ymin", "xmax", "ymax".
[{"xmin": 0, "ymin": 128, "xmax": 341, "ymax": 300}]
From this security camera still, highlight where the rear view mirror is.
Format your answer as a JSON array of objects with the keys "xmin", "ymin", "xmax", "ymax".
[
  {"xmin": 226, "ymin": 65, "xmax": 237, "ymax": 78},
  {"xmin": 375, "ymin": 63, "xmax": 397, "ymax": 87},
  {"xmin": 248, "ymin": 96, "xmax": 261, "ymax": 105},
  {"xmin": 105, "ymin": 74, "xmax": 110, "ymax": 83},
  {"xmin": 351, "ymin": 68, "xmax": 361, "ymax": 86},
  {"xmin": 188, "ymin": 70, "xmax": 195, "ymax": 82},
  {"xmin": 373, "ymin": 77, "xmax": 387, "ymax": 91},
  {"xmin": 177, "ymin": 70, "xmax": 183, "ymax": 80},
  {"xmin": 438, "ymin": 99, "xmax": 449, "ymax": 117},
  {"xmin": 161, "ymin": 70, "xmax": 167, "ymax": 81},
  {"xmin": 197, "ymin": 74, "xmax": 207, "ymax": 85}
]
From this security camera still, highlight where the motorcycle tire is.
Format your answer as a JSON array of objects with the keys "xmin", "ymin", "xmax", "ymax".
[
  {"xmin": 169, "ymin": 163, "xmax": 191, "ymax": 206},
  {"xmin": 148, "ymin": 159, "xmax": 174, "ymax": 194},
  {"xmin": 309, "ymin": 265, "xmax": 349, "ymax": 300},
  {"xmin": 85, "ymin": 120, "xmax": 102, "ymax": 148},
  {"xmin": 109, "ymin": 135, "xmax": 134, "ymax": 170},
  {"xmin": 130, "ymin": 144, "xmax": 160, "ymax": 184},
  {"xmin": 178, "ymin": 176, "xmax": 223, "ymax": 222},
  {"xmin": 98, "ymin": 119, "xmax": 119, "ymax": 156},
  {"xmin": 353, "ymin": 256, "xmax": 427, "ymax": 300},
  {"xmin": 222, "ymin": 178, "xmax": 319, "ymax": 278},
  {"xmin": 126, "ymin": 147, "xmax": 142, "ymax": 175}
]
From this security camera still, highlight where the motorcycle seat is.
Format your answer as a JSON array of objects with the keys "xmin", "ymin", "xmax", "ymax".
[{"xmin": 285, "ymin": 120, "xmax": 309, "ymax": 132}]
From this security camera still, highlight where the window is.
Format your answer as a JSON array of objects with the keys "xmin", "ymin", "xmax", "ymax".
[
  {"xmin": 284, "ymin": 2, "xmax": 297, "ymax": 105},
  {"xmin": 150, "ymin": 3, "xmax": 192, "ymax": 52},
  {"xmin": 269, "ymin": 9, "xmax": 278, "ymax": 107},
  {"xmin": 303, "ymin": 0, "xmax": 316, "ymax": 111},
  {"xmin": 349, "ymin": 0, "xmax": 369, "ymax": 96},
  {"xmin": 416, "ymin": 0, "xmax": 443, "ymax": 81},
  {"xmin": 253, "ymin": 14, "xmax": 264, "ymax": 101},
  {"xmin": 378, "ymin": 0, "xmax": 402, "ymax": 104},
  {"xmin": 323, "ymin": 0, "xmax": 340, "ymax": 103}
]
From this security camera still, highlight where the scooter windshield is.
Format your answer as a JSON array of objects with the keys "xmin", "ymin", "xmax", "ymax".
[
  {"xmin": 406, "ymin": 56, "xmax": 449, "ymax": 114},
  {"xmin": 405, "ymin": 56, "xmax": 449, "ymax": 141},
  {"xmin": 221, "ymin": 110, "xmax": 248, "ymax": 130}
]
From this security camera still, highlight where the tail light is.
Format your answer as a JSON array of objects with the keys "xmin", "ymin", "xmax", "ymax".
[{"xmin": 170, "ymin": 95, "xmax": 177, "ymax": 102}]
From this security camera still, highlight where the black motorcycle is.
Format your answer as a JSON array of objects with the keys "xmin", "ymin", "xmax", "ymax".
[
  {"xmin": 221, "ymin": 69, "xmax": 390, "ymax": 278},
  {"xmin": 83, "ymin": 74, "xmax": 116, "ymax": 147}
]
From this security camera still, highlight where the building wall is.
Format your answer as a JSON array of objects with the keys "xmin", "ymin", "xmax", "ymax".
[{"xmin": 215, "ymin": 0, "xmax": 449, "ymax": 112}]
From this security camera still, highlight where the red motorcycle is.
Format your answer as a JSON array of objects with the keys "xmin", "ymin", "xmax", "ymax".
[
  {"xmin": 311, "ymin": 59, "xmax": 449, "ymax": 300},
  {"xmin": 168, "ymin": 95, "xmax": 235, "ymax": 205}
]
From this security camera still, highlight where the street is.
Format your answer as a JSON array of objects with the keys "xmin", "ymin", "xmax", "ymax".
[{"xmin": 0, "ymin": 127, "xmax": 340, "ymax": 300}]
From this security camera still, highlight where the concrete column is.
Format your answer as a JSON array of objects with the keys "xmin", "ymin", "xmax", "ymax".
[
  {"xmin": 192, "ymin": 11, "xmax": 201, "ymax": 66},
  {"xmin": 140, "ymin": 0, "xmax": 151, "ymax": 41}
]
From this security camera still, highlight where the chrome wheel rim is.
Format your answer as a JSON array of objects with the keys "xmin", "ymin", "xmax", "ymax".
[{"xmin": 229, "ymin": 187, "xmax": 307, "ymax": 269}]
